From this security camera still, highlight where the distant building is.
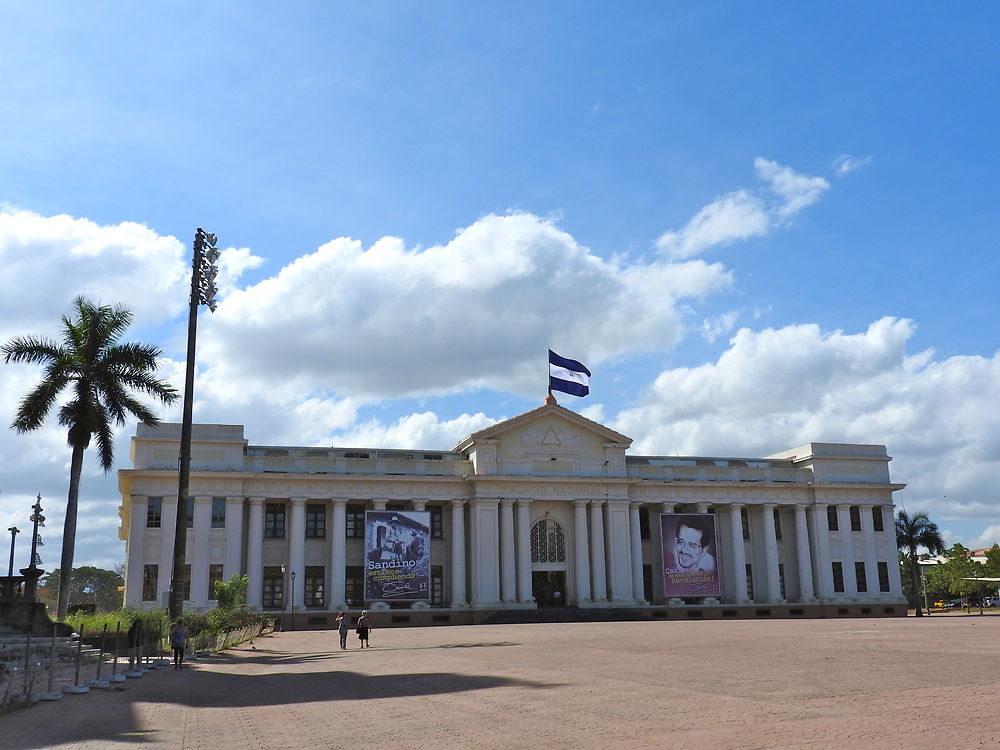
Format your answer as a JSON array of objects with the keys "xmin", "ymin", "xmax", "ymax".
[{"xmin": 118, "ymin": 399, "xmax": 906, "ymax": 623}]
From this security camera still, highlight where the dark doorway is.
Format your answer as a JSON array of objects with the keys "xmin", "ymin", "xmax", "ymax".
[{"xmin": 532, "ymin": 571, "xmax": 566, "ymax": 607}]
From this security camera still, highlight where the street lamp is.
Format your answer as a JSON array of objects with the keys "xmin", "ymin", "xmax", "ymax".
[
  {"xmin": 169, "ymin": 228, "xmax": 220, "ymax": 621},
  {"xmin": 6, "ymin": 526, "xmax": 18, "ymax": 578},
  {"xmin": 280, "ymin": 563, "xmax": 287, "ymax": 631},
  {"xmin": 289, "ymin": 570, "xmax": 296, "ymax": 631},
  {"xmin": 21, "ymin": 495, "xmax": 45, "ymax": 602}
]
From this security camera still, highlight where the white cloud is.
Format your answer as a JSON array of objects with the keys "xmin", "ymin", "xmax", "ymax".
[
  {"xmin": 329, "ymin": 411, "xmax": 498, "ymax": 450},
  {"xmin": 611, "ymin": 317, "xmax": 1000, "ymax": 545},
  {"xmin": 655, "ymin": 158, "xmax": 829, "ymax": 259},
  {"xmin": 701, "ymin": 311, "xmax": 740, "ymax": 343},
  {"xmin": 832, "ymin": 154, "xmax": 873, "ymax": 177},
  {"xmin": 196, "ymin": 212, "xmax": 733, "ymax": 402}
]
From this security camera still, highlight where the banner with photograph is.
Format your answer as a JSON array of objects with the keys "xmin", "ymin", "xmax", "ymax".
[
  {"xmin": 661, "ymin": 513, "xmax": 720, "ymax": 598},
  {"xmin": 364, "ymin": 510, "xmax": 431, "ymax": 601}
]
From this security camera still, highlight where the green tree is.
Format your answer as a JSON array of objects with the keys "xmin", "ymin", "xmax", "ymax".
[
  {"xmin": 984, "ymin": 544, "xmax": 1000, "ymax": 578},
  {"xmin": 895, "ymin": 509, "xmax": 945, "ymax": 616},
  {"xmin": 39, "ymin": 566, "xmax": 125, "ymax": 612},
  {"xmin": 3, "ymin": 296, "xmax": 178, "ymax": 619},
  {"xmin": 212, "ymin": 574, "xmax": 249, "ymax": 612},
  {"xmin": 937, "ymin": 543, "xmax": 985, "ymax": 610}
]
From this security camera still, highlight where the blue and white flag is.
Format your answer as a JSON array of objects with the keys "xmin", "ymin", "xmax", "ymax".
[{"xmin": 548, "ymin": 349, "xmax": 591, "ymax": 397}]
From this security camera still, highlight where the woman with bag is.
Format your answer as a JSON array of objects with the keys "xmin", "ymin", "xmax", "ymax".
[
  {"xmin": 336, "ymin": 611, "xmax": 350, "ymax": 650},
  {"xmin": 356, "ymin": 610, "xmax": 371, "ymax": 648}
]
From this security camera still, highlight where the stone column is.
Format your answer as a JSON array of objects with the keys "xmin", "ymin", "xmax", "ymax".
[
  {"xmin": 411, "ymin": 499, "xmax": 426, "ymax": 512},
  {"xmin": 838, "ymin": 504, "xmax": 858, "ymax": 598},
  {"xmin": 729, "ymin": 503, "xmax": 749, "ymax": 603},
  {"xmin": 289, "ymin": 498, "xmax": 307, "ymax": 611},
  {"xmin": 224, "ymin": 496, "xmax": 245, "ymax": 582},
  {"xmin": 469, "ymin": 499, "xmax": 501, "ymax": 608},
  {"xmin": 125, "ymin": 496, "xmax": 147, "ymax": 606},
  {"xmin": 373, "ymin": 499, "xmax": 386, "ymax": 511},
  {"xmin": 516, "ymin": 499, "xmax": 533, "ymax": 604},
  {"xmin": 885, "ymin": 505, "xmax": 904, "ymax": 598},
  {"xmin": 661, "ymin": 502, "xmax": 676, "ymax": 514},
  {"xmin": 589, "ymin": 501, "xmax": 608, "ymax": 602},
  {"xmin": 808, "ymin": 504, "xmax": 834, "ymax": 600},
  {"xmin": 499, "ymin": 499, "xmax": 516, "ymax": 603},
  {"xmin": 330, "ymin": 499, "xmax": 347, "ymax": 608},
  {"xmin": 793, "ymin": 504, "xmax": 816, "ymax": 602},
  {"xmin": 629, "ymin": 503, "xmax": 645, "ymax": 603},
  {"xmin": 859, "ymin": 503, "xmax": 880, "ymax": 597},
  {"xmin": 574, "ymin": 500, "xmax": 591, "ymax": 605},
  {"xmin": 246, "ymin": 498, "xmax": 265, "ymax": 609},
  {"xmin": 190, "ymin": 496, "xmax": 212, "ymax": 607},
  {"xmin": 696, "ymin": 502, "xmax": 710, "ymax": 514},
  {"xmin": 450, "ymin": 500, "xmax": 467, "ymax": 607},
  {"xmin": 761, "ymin": 504, "xmax": 782, "ymax": 603},
  {"xmin": 158, "ymin": 496, "xmax": 178, "ymax": 607}
]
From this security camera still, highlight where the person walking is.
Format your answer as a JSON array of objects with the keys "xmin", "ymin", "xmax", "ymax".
[
  {"xmin": 356, "ymin": 610, "xmax": 371, "ymax": 648},
  {"xmin": 336, "ymin": 611, "xmax": 350, "ymax": 650},
  {"xmin": 170, "ymin": 618, "xmax": 189, "ymax": 670}
]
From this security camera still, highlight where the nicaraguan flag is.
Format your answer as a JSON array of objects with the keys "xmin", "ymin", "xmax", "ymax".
[{"xmin": 549, "ymin": 349, "xmax": 591, "ymax": 397}]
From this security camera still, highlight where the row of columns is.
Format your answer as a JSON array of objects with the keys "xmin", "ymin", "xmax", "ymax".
[{"xmin": 126, "ymin": 493, "xmax": 902, "ymax": 610}]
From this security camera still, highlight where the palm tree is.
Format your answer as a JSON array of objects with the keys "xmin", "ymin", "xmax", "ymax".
[
  {"xmin": 3, "ymin": 296, "xmax": 178, "ymax": 619},
  {"xmin": 895, "ymin": 509, "xmax": 945, "ymax": 617}
]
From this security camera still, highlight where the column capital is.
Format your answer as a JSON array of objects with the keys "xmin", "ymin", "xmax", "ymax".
[
  {"xmin": 247, "ymin": 497, "xmax": 265, "ymax": 506},
  {"xmin": 812, "ymin": 502, "xmax": 828, "ymax": 511},
  {"xmin": 729, "ymin": 501, "xmax": 744, "ymax": 509},
  {"xmin": 661, "ymin": 502, "xmax": 676, "ymax": 513},
  {"xmin": 574, "ymin": 499, "xmax": 589, "ymax": 509},
  {"xmin": 589, "ymin": 499, "xmax": 605, "ymax": 508},
  {"xmin": 516, "ymin": 498, "xmax": 533, "ymax": 507},
  {"xmin": 329, "ymin": 498, "xmax": 348, "ymax": 507},
  {"xmin": 857, "ymin": 502, "xmax": 875, "ymax": 509},
  {"xmin": 762, "ymin": 502, "xmax": 778, "ymax": 510},
  {"xmin": 226, "ymin": 496, "xmax": 244, "ymax": 505},
  {"xmin": 794, "ymin": 503, "xmax": 810, "ymax": 511},
  {"xmin": 629, "ymin": 502, "xmax": 643, "ymax": 511},
  {"xmin": 499, "ymin": 498, "xmax": 516, "ymax": 508},
  {"xmin": 194, "ymin": 495, "xmax": 212, "ymax": 505},
  {"xmin": 450, "ymin": 499, "xmax": 467, "ymax": 509},
  {"xmin": 696, "ymin": 502, "xmax": 711, "ymax": 513},
  {"xmin": 411, "ymin": 499, "xmax": 426, "ymax": 511},
  {"xmin": 290, "ymin": 496, "xmax": 308, "ymax": 506}
]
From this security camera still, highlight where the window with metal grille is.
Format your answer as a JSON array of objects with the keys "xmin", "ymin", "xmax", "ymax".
[
  {"xmin": 827, "ymin": 506, "xmax": 839, "ymax": 531},
  {"xmin": 639, "ymin": 507, "xmax": 650, "ymax": 539},
  {"xmin": 773, "ymin": 508, "xmax": 782, "ymax": 540},
  {"xmin": 832, "ymin": 561, "xmax": 845, "ymax": 593},
  {"xmin": 741, "ymin": 507, "xmax": 750, "ymax": 540},
  {"xmin": 142, "ymin": 564, "xmax": 158, "ymax": 601},
  {"xmin": 146, "ymin": 497, "xmax": 162, "ymax": 528},
  {"xmin": 265, "ymin": 503, "xmax": 286, "ymax": 538},
  {"xmin": 877, "ymin": 561, "xmax": 890, "ymax": 592},
  {"xmin": 855, "ymin": 561, "xmax": 867, "ymax": 592},
  {"xmin": 262, "ymin": 566, "xmax": 284, "ymax": 609},
  {"xmin": 745, "ymin": 563, "xmax": 754, "ymax": 600},
  {"xmin": 345, "ymin": 565, "xmax": 363, "ymax": 605},
  {"xmin": 530, "ymin": 518, "xmax": 566, "ymax": 563},
  {"xmin": 778, "ymin": 563, "xmax": 786, "ymax": 599},
  {"xmin": 180, "ymin": 564, "xmax": 191, "ymax": 600},
  {"xmin": 431, "ymin": 565, "xmax": 443, "ymax": 605},
  {"xmin": 872, "ymin": 506, "xmax": 884, "ymax": 533},
  {"xmin": 850, "ymin": 506, "xmax": 862, "ymax": 532},
  {"xmin": 211, "ymin": 497, "xmax": 226, "ymax": 528},
  {"xmin": 346, "ymin": 506, "xmax": 365, "ymax": 538},
  {"xmin": 306, "ymin": 504, "xmax": 326, "ymax": 538},
  {"xmin": 208, "ymin": 564, "xmax": 224, "ymax": 598},
  {"xmin": 430, "ymin": 506, "xmax": 443, "ymax": 538},
  {"xmin": 305, "ymin": 566, "xmax": 325, "ymax": 608},
  {"xmin": 185, "ymin": 497, "xmax": 194, "ymax": 528}
]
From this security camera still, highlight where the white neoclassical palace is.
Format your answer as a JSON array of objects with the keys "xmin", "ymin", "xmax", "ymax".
[{"xmin": 118, "ymin": 398, "xmax": 907, "ymax": 624}]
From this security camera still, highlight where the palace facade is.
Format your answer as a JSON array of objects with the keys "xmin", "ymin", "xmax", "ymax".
[{"xmin": 118, "ymin": 399, "xmax": 907, "ymax": 623}]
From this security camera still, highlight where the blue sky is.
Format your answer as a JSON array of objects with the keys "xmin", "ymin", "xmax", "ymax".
[{"xmin": 1, "ymin": 2, "xmax": 999, "ymax": 570}]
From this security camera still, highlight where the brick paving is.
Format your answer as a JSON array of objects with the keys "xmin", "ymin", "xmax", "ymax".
[{"xmin": 2, "ymin": 615, "xmax": 999, "ymax": 749}]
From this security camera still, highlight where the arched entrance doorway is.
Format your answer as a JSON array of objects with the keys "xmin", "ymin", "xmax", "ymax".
[{"xmin": 530, "ymin": 517, "xmax": 567, "ymax": 607}]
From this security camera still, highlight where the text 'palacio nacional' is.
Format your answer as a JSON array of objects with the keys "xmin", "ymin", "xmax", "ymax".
[{"xmin": 118, "ymin": 398, "xmax": 907, "ymax": 625}]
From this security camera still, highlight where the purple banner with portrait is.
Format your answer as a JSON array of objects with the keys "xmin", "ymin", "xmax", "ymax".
[
  {"xmin": 661, "ymin": 513, "xmax": 720, "ymax": 598},
  {"xmin": 364, "ymin": 510, "xmax": 431, "ymax": 601}
]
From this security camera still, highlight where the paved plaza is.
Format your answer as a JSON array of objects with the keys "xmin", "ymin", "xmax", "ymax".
[{"xmin": 2, "ymin": 615, "xmax": 999, "ymax": 749}]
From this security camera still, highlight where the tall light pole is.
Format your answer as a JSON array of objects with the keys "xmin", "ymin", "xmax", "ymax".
[
  {"xmin": 169, "ymin": 228, "xmax": 220, "ymax": 620},
  {"xmin": 21, "ymin": 495, "xmax": 45, "ymax": 602},
  {"xmin": 6, "ymin": 526, "xmax": 18, "ymax": 578}
]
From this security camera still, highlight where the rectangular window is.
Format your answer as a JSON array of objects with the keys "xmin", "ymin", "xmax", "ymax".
[
  {"xmin": 265, "ymin": 503, "xmax": 286, "ymax": 539},
  {"xmin": 306, "ymin": 504, "xmax": 327, "ymax": 538},
  {"xmin": 827, "ymin": 506, "xmax": 839, "ymax": 532},
  {"xmin": 745, "ymin": 563, "xmax": 754, "ymax": 600},
  {"xmin": 832, "ymin": 562, "xmax": 845, "ymax": 593},
  {"xmin": 430, "ymin": 506, "xmax": 444, "ymax": 538},
  {"xmin": 642, "ymin": 563, "xmax": 653, "ymax": 602},
  {"xmin": 142, "ymin": 564, "xmax": 158, "ymax": 601},
  {"xmin": 877, "ymin": 561, "xmax": 891, "ymax": 592},
  {"xmin": 305, "ymin": 566, "xmax": 325, "ymax": 608},
  {"xmin": 345, "ymin": 565, "xmax": 363, "ymax": 606},
  {"xmin": 778, "ymin": 563, "xmax": 786, "ymax": 600},
  {"xmin": 773, "ymin": 509, "xmax": 782, "ymax": 541},
  {"xmin": 849, "ymin": 505, "xmax": 862, "ymax": 532},
  {"xmin": 180, "ymin": 564, "xmax": 191, "ymax": 601},
  {"xmin": 872, "ymin": 506, "xmax": 885, "ymax": 533},
  {"xmin": 208, "ymin": 564, "xmax": 224, "ymax": 598},
  {"xmin": 431, "ymin": 565, "xmax": 443, "ymax": 605},
  {"xmin": 146, "ymin": 497, "xmax": 162, "ymax": 528},
  {"xmin": 346, "ymin": 506, "xmax": 365, "ymax": 538},
  {"xmin": 741, "ymin": 507, "xmax": 750, "ymax": 541},
  {"xmin": 639, "ymin": 507, "xmax": 650, "ymax": 540},
  {"xmin": 262, "ymin": 566, "xmax": 284, "ymax": 609},
  {"xmin": 211, "ymin": 497, "xmax": 226, "ymax": 528},
  {"xmin": 184, "ymin": 497, "xmax": 194, "ymax": 529},
  {"xmin": 855, "ymin": 561, "xmax": 867, "ymax": 593}
]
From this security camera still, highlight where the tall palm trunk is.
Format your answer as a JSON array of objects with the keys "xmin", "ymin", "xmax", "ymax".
[
  {"xmin": 909, "ymin": 546, "xmax": 923, "ymax": 617},
  {"xmin": 57, "ymin": 443, "xmax": 86, "ymax": 619}
]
